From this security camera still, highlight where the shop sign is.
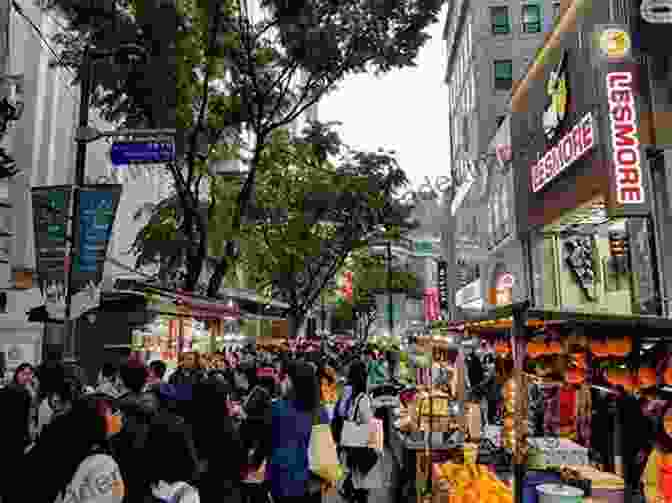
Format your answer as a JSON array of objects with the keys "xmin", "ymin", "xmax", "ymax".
[
  {"xmin": 598, "ymin": 28, "xmax": 631, "ymax": 60},
  {"xmin": 531, "ymin": 112, "xmax": 596, "ymax": 193},
  {"xmin": 496, "ymin": 273, "xmax": 515, "ymax": 290},
  {"xmin": 543, "ymin": 50, "xmax": 569, "ymax": 143},
  {"xmin": 606, "ymin": 72, "xmax": 645, "ymax": 205}
]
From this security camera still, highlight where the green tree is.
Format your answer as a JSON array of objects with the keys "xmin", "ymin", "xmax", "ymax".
[
  {"xmin": 332, "ymin": 246, "xmax": 419, "ymax": 343},
  {"xmin": 46, "ymin": 0, "xmax": 442, "ymax": 296}
]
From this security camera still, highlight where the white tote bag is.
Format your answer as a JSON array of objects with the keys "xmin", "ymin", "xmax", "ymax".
[{"xmin": 340, "ymin": 393, "xmax": 372, "ymax": 448}]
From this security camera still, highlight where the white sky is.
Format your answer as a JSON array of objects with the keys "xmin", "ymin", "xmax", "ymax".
[{"xmin": 319, "ymin": 4, "xmax": 451, "ymax": 192}]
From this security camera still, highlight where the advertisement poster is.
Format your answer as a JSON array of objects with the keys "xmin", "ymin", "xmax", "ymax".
[
  {"xmin": 31, "ymin": 186, "xmax": 72, "ymax": 291},
  {"xmin": 72, "ymin": 185, "xmax": 122, "ymax": 292}
]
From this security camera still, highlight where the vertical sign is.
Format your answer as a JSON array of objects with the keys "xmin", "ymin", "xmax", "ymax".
[
  {"xmin": 72, "ymin": 185, "xmax": 122, "ymax": 292},
  {"xmin": 592, "ymin": 24, "xmax": 650, "ymax": 215},
  {"xmin": 437, "ymin": 259, "xmax": 449, "ymax": 310},
  {"xmin": 32, "ymin": 186, "xmax": 72, "ymax": 291}
]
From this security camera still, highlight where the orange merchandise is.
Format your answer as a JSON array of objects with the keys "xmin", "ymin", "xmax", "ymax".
[
  {"xmin": 638, "ymin": 368, "xmax": 657, "ymax": 388},
  {"xmin": 590, "ymin": 341, "xmax": 609, "ymax": 358},
  {"xmin": 607, "ymin": 337, "xmax": 632, "ymax": 357}
]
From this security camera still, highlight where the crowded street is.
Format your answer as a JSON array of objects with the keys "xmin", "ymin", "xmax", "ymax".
[{"xmin": 1, "ymin": 0, "xmax": 672, "ymax": 502}]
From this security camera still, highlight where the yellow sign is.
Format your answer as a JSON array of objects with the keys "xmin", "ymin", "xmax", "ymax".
[
  {"xmin": 599, "ymin": 28, "xmax": 631, "ymax": 60},
  {"xmin": 542, "ymin": 51, "xmax": 569, "ymax": 142}
]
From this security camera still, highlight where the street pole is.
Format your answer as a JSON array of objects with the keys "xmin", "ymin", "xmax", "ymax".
[
  {"xmin": 387, "ymin": 241, "xmax": 393, "ymax": 338},
  {"xmin": 320, "ymin": 292, "xmax": 326, "ymax": 356},
  {"xmin": 62, "ymin": 47, "xmax": 92, "ymax": 362}
]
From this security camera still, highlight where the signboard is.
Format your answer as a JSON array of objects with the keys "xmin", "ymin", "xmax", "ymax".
[
  {"xmin": 592, "ymin": 23, "xmax": 649, "ymax": 214},
  {"xmin": 542, "ymin": 50, "xmax": 569, "ymax": 143},
  {"xmin": 110, "ymin": 141, "xmax": 175, "ymax": 166},
  {"xmin": 72, "ymin": 186, "xmax": 122, "ymax": 292},
  {"xmin": 413, "ymin": 240, "xmax": 434, "ymax": 256},
  {"xmin": 633, "ymin": 0, "xmax": 672, "ymax": 54},
  {"xmin": 32, "ymin": 186, "xmax": 72, "ymax": 290},
  {"xmin": 496, "ymin": 273, "xmax": 515, "ymax": 290},
  {"xmin": 606, "ymin": 71, "xmax": 644, "ymax": 205},
  {"xmin": 530, "ymin": 112, "xmax": 596, "ymax": 193},
  {"xmin": 437, "ymin": 260, "xmax": 449, "ymax": 310}
]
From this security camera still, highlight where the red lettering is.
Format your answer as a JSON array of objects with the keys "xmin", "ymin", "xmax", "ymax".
[
  {"xmin": 608, "ymin": 72, "xmax": 632, "ymax": 89},
  {"xmin": 613, "ymin": 123, "xmax": 637, "ymax": 147},
  {"xmin": 613, "ymin": 104, "xmax": 633, "ymax": 122},
  {"xmin": 618, "ymin": 166, "xmax": 640, "ymax": 185},
  {"xmin": 617, "ymin": 148, "xmax": 638, "ymax": 165},
  {"xmin": 620, "ymin": 187, "xmax": 643, "ymax": 203},
  {"xmin": 562, "ymin": 134, "xmax": 574, "ymax": 162},
  {"xmin": 572, "ymin": 123, "xmax": 583, "ymax": 153},
  {"xmin": 582, "ymin": 116, "xmax": 593, "ymax": 150},
  {"xmin": 610, "ymin": 89, "xmax": 632, "ymax": 104}
]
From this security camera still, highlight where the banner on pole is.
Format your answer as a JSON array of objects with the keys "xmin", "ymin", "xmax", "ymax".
[
  {"xmin": 71, "ymin": 185, "xmax": 122, "ymax": 293},
  {"xmin": 32, "ymin": 186, "xmax": 72, "ymax": 292}
]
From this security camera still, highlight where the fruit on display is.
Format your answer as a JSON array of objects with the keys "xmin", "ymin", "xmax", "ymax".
[
  {"xmin": 590, "ymin": 341, "xmax": 609, "ymax": 358},
  {"xmin": 638, "ymin": 367, "xmax": 657, "ymax": 388},
  {"xmin": 607, "ymin": 337, "xmax": 632, "ymax": 357},
  {"xmin": 566, "ymin": 367, "xmax": 585, "ymax": 385},
  {"xmin": 434, "ymin": 463, "xmax": 513, "ymax": 503}
]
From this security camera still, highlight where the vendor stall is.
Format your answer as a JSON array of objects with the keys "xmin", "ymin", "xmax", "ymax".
[{"xmin": 428, "ymin": 302, "xmax": 672, "ymax": 503}]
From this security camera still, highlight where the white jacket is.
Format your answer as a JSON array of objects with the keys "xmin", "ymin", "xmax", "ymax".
[{"xmin": 54, "ymin": 453, "xmax": 125, "ymax": 503}]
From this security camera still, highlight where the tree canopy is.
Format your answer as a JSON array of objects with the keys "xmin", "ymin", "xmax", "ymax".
[{"xmin": 45, "ymin": 0, "xmax": 442, "ymax": 304}]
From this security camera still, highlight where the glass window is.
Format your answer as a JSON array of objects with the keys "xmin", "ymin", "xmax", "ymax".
[
  {"xmin": 522, "ymin": 4, "xmax": 542, "ymax": 33},
  {"xmin": 552, "ymin": 1, "xmax": 561, "ymax": 20},
  {"xmin": 490, "ymin": 6, "xmax": 510, "ymax": 34},
  {"xmin": 494, "ymin": 60, "xmax": 513, "ymax": 90}
]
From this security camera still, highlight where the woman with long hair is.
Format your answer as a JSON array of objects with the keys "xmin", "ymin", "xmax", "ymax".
[
  {"xmin": 259, "ymin": 360, "xmax": 330, "ymax": 503},
  {"xmin": 27, "ymin": 394, "xmax": 124, "ymax": 503}
]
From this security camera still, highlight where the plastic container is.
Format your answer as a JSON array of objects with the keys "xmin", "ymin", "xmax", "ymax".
[
  {"xmin": 537, "ymin": 484, "xmax": 584, "ymax": 503},
  {"xmin": 524, "ymin": 470, "xmax": 563, "ymax": 503}
]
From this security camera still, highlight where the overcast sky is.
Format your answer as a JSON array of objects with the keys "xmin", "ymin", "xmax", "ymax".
[{"xmin": 319, "ymin": 4, "xmax": 451, "ymax": 192}]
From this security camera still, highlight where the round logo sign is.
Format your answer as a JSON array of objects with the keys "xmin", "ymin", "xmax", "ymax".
[{"xmin": 599, "ymin": 28, "xmax": 632, "ymax": 60}]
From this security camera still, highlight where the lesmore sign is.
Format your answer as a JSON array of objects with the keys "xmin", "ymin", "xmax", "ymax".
[{"xmin": 531, "ymin": 112, "xmax": 596, "ymax": 193}]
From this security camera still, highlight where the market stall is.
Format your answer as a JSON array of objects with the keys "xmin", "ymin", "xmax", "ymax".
[{"xmin": 429, "ymin": 302, "xmax": 672, "ymax": 503}]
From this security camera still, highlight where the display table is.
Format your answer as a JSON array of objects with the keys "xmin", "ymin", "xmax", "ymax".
[{"xmin": 527, "ymin": 438, "xmax": 590, "ymax": 468}]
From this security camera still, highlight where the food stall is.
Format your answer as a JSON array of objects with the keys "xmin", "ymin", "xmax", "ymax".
[{"xmin": 427, "ymin": 302, "xmax": 672, "ymax": 503}]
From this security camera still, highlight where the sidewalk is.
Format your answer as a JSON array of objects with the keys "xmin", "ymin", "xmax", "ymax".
[{"xmin": 324, "ymin": 446, "xmax": 399, "ymax": 503}]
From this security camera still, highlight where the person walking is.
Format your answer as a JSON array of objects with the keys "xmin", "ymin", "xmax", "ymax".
[
  {"xmin": 259, "ymin": 360, "xmax": 330, "ymax": 503},
  {"xmin": 341, "ymin": 360, "xmax": 385, "ymax": 503}
]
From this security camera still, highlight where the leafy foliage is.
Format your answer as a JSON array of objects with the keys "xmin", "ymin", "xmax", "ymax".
[{"xmin": 45, "ymin": 0, "xmax": 440, "ymax": 299}]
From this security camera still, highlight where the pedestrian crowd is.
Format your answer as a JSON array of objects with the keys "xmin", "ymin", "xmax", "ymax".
[{"xmin": 0, "ymin": 349, "xmax": 388, "ymax": 503}]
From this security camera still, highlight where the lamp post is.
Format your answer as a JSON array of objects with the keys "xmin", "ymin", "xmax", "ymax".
[{"xmin": 62, "ymin": 43, "xmax": 164, "ymax": 362}]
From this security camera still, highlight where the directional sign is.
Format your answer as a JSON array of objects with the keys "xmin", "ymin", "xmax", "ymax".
[{"xmin": 110, "ymin": 141, "xmax": 175, "ymax": 165}]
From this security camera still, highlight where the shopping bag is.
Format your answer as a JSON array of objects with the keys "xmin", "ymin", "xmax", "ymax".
[
  {"xmin": 368, "ymin": 417, "xmax": 384, "ymax": 452},
  {"xmin": 340, "ymin": 394, "xmax": 373, "ymax": 448},
  {"xmin": 309, "ymin": 415, "xmax": 344, "ymax": 483}
]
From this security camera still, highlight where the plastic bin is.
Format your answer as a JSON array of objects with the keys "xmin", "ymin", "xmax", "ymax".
[{"xmin": 524, "ymin": 470, "xmax": 563, "ymax": 503}]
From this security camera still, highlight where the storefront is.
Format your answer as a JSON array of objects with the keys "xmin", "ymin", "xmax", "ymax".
[{"xmin": 512, "ymin": 10, "xmax": 662, "ymax": 317}]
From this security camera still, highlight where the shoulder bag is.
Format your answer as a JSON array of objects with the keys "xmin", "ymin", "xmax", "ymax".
[{"xmin": 343, "ymin": 394, "xmax": 379, "ymax": 475}]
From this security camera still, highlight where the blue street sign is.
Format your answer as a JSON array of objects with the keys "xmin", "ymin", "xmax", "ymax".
[{"xmin": 110, "ymin": 141, "xmax": 175, "ymax": 165}]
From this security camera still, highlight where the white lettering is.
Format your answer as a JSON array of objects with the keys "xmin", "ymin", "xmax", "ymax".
[
  {"xmin": 531, "ymin": 112, "xmax": 595, "ymax": 193},
  {"xmin": 606, "ymin": 71, "xmax": 644, "ymax": 204}
]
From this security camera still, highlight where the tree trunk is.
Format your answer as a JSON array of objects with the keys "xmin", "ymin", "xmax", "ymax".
[
  {"xmin": 207, "ymin": 257, "xmax": 229, "ymax": 298},
  {"xmin": 286, "ymin": 311, "xmax": 306, "ymax": 341}
]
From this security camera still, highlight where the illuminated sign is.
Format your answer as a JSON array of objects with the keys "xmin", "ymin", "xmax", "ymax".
[
  {"xmin": 531, "ymin": 112, "xmax": 595, "ymax": 193},
  {"xmin": 542, "ymin": 51, "xmax": 569, "ymax": 142},
  {"xmin": 598, "ymin": 28, "xmax": 632, "ymax": 60},
  {"xmin": 606, "ymin": 72, "xmax": 645, "ymax": 204}
]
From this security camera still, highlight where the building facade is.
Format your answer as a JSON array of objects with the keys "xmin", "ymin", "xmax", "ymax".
[
  {"xmin": 511, "ymin": 0, "xmax": 670, "ymax": 317},
  {"xmin": 0, "ymin": 0, "xmax": 170, "ymax": 374},
  {"xmin": 443, "ymin": 0, "xmax": 560, "ymax": 314}
]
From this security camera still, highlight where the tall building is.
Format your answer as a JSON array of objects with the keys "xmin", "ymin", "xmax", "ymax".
[
  {"xmin": 443, "ymin": 0, "xmax": 561, "ymax": 314},
  {"xmin": 0, "ymin": 0, "xmax": 170, "ymax": 373}
]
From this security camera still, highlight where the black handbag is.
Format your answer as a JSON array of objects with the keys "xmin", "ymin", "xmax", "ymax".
[{"xmin": 345, "ymin": 394, "xmax": 379, "ymax": 475}]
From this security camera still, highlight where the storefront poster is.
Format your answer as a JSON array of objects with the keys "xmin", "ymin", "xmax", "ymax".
[
  {"xmin": 632, "ymin": 0, "xmax": 672, "ymax": 54},
  {"xmin": 73, "ymin": 185, "xmax": 122, "ymax": 292}
]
